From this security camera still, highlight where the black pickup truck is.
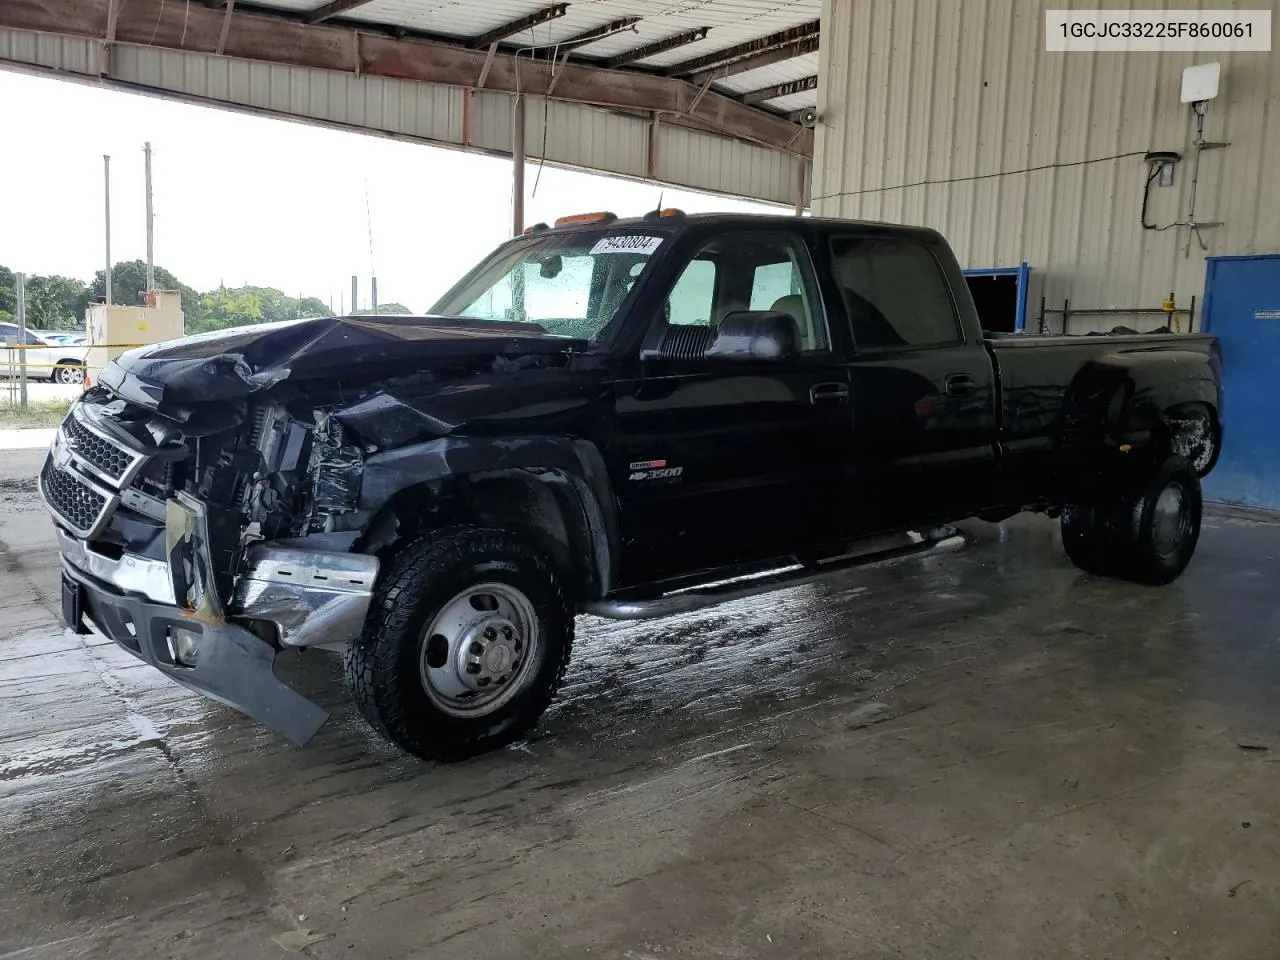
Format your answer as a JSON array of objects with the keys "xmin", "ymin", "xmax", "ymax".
[{"xmin": 41, "ymin": 212, "xmax": 1222, "ymax": 760}]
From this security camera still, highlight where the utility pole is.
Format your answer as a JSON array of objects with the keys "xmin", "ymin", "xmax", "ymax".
[
  {"xmin": 144, "ymin": 142, "xmax": 155, "ymax": 291},
  {"xmin": 16, "ymin": 273, "xmax": 27, "ymax": 409},
  {"xmin": 364, "ymin": 180, "xmax": 378, "ymax": 316},
  {"xmin": 512, "ymin": 95, "xmax": 526, "ymax": 236},
  {"xmin": 103, "ymin": 155, "xmax": 113, "ymax": 305}
]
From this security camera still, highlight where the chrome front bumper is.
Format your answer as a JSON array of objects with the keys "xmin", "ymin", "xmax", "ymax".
[
  {"xmin": 55, "ymin": 505, "xmax": 379, "ymax": 650},
  {"xmin": 56, "ymin": 526, "xmax": 176, "ymax": 605},
  {"xmin": 232, "ymin": 545, "xmax": 379, "ymax": 650}
]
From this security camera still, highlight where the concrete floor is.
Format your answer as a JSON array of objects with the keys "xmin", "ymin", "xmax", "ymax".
[{"xmin": 3, "ymin": 446, "xmax": 1280, "ymax": 960}]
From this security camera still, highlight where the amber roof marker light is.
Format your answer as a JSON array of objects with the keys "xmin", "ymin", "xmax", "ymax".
[{"xmin": 553, "ymin": 211, "xmax": 618, "ymax": 226}]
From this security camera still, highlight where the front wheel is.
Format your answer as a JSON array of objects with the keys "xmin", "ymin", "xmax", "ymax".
[
  {"xmin": 53, "ymin": 363, "xmax": 84, "ymax": 385},
  {"xmin": 345, "ymin": 526, "xmax": 574, "ymax": 761}
]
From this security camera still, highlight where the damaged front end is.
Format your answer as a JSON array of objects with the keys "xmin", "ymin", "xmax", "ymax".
[
  {"xmin": 44, "ymin": 382, "xmax": 380, "ymax": 745},
  {"xmin": 42, "ymin": 315, "xmax": 585, "ymax": 744}
]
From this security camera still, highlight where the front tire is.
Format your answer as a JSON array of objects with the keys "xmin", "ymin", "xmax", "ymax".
[
  {"xmin": 53, "ymin": 363, "xmax": 84, "ymax": 385},
  {"xmin": 345, "ymin": 526, "xmax": 574, "ymax": 761}
]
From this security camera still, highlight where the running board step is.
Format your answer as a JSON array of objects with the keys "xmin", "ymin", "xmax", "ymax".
[{"xmin": 581, "ymin": 531, "xmax": 968, "ymax": 621}]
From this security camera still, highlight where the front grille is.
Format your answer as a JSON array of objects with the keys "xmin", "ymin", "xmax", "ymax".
[
  {"xmin": 62, "ymin": 411, "xmax": 133, "ymax": 481},
  {"xmin": 42, "ymin": 402, "xmax": 156, "ymax": 541},
  {"xmin": 41, "ymin": 459, "xmax": 108, "ymax": 535}
]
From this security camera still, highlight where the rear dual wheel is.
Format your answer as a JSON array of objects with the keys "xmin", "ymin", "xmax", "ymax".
[{"xmin": 1061, "ymin": 455, "xmax": 1202, "ymax": 586}]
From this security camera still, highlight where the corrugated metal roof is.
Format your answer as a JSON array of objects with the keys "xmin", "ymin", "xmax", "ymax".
[
  {"xmin": 766, "ymin": 90, "xmax": 818, "ymax": 113},
  {"xmin": 715, "ymin": 54, "xmax": 819, "ymax": 96},
  {"xmin": 713, "ymin": 52, "xmax": 819, "ymax": 110},
  {"xmin": 250, "ymin": 0, "xmax": 820, "ymax": 111},
  {"xmin": 242, "ymin": 0, "xmax": 316, "ymax": 9},
  {"xmin": 0, "ymin": 25, "xmax": 802, "ymax": 205}
]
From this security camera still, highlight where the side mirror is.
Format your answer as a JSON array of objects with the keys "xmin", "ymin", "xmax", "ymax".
[{"xmin": 705, "ymin": 311, "xmax": 799, "ymax": 363}]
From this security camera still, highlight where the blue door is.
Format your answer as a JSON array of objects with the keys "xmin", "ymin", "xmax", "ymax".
[{"xmin": 1203, "ymin": 255, "xmax": 1280, "ymax": 510}]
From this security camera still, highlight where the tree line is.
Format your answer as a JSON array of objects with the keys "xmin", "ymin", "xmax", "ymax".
[{"xmin": 0, "ymin": 260, "xmax": 411, "ymax": 334}]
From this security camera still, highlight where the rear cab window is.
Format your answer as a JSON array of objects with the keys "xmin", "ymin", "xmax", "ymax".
[{"xmin": 828, "ymin": 236, "xmax": 961, "ymax": 351}]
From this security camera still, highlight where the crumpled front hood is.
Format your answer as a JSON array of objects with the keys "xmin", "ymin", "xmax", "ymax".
[{"xmin": 98, "ymin": 315, "xmax": 586, "ymax": 408}]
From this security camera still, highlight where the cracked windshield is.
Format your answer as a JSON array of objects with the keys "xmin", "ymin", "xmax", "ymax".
[{"xmin": 434, "ymin": 232, "xmax": 664, "ymax": 342}]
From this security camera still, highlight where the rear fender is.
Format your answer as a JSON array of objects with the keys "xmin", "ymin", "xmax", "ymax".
[{"xmin": 1063, "ymin": 348, "xmax": 1221, "ymax": 451}]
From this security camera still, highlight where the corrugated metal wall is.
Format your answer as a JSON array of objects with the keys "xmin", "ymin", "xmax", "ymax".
[
  {"xmin": 0, "ymin": 27, "xmax": 799, "ymax": 206},
  {"xmin": 813, "ymin": 0, "xmax": 1280, "ymax": 332}
]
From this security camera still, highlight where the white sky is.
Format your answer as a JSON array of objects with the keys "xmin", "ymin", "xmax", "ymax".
[{"xmin": 0, "ymin": 70, "xmax": 780, "ymax": 313}]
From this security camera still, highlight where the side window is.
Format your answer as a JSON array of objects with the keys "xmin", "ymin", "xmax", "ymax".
[
  {"xmin": 667, "ymin": 258, "xmax": 716, "ymax": 326},
  {"xmin": 829, "ymin": 237, "xmax": 961, "ymax": 349},
  {"xmin": 25, "ymin": 331, "xmax": 43, "ymax": 346},
  {"xmin": 749, "ymin": 261, "xmax": 797, "ymax": 310},
  {"xmin": 661, "ymin": 234, "xmax": 829, "ymax": 352}
]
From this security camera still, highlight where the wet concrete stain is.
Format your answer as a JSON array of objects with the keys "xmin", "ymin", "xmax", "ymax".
[{"xmin": 3, "ymin": 446, "xmax": 1280, "ymax": 958}]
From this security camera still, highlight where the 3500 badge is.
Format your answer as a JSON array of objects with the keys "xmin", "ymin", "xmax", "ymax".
[{"xmin": 628, "ymin": 459, "xmax": 683, "ymax": 482}]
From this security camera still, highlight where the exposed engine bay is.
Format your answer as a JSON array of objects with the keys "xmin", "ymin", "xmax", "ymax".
[
  {"xmin": 42, "ymin": 318, "xmax": 590, "ymax": 666},
  {"xmin": 57, "ymin": 388, "xmax": 366, "ymax": 603}
]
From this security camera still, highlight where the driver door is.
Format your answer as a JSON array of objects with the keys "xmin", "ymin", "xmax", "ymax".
[{"xmin": 609, "ymin": 230, "xmax": 855, "ymax": 586}]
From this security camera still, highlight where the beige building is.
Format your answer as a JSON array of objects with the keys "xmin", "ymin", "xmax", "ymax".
[
  {"xmin": 83, "ymin": 291, "xmax": 185, "ymax": 385},
  {"xmin": 812, "ymin": 0, "xmax": 1280, "ymax": 333}
]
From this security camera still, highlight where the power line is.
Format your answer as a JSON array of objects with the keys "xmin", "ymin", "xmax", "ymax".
[{"xmin": 809, "ymin": 149, "xmax": 1151, "ymax": 204}]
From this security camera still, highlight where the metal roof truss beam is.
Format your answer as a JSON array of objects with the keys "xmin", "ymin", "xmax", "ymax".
[
  {"xmin": 467, "ymin": 4, "xmax": 569, "ymax": 49},
  {"xmin": 535, "ymin": 16, "xmax": 639, "ymax": 57},
  {"xmin": 689, "ymin": 35, "xmax": 819, "ymax": 86},
  {"xmin": 0, "ymin": 0, "xmax": 811, "ymax": 156},
  {"xmin": 740, "ymin": 74, "xmax": 816, "ymax": 106},
  {"xmin": 306, "ymin": 0, "xmax": 375, "ymax": 25},
  {"xmin": 665, "ymin": 20, "xmax": 819, "ymax": 79},
  {"xmin": 603, "ymin": 27, "xmax": 709, "ymax": 69}
]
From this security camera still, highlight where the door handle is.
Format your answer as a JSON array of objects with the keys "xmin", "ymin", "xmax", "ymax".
[
  {"xmin": 810, "ymin": 381, "xmax": 850, "ymax": 404},
  {"xmin": 945, "ymin": 374, "xmax": 978, "ymax": 397}
]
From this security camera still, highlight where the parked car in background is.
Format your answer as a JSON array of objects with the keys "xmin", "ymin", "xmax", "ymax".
[
  {"xmin": 0, "ymin": 323, "xmax": 89, "ymax": 383},
  {"xmin": 40, "ymin": 332, "xmax": 88, "ymax": 346}
]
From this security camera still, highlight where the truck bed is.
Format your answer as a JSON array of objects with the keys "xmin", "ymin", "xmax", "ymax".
[{"xmin": 984, "ymin": 330, "xmax": 1221, "ymax": 473}]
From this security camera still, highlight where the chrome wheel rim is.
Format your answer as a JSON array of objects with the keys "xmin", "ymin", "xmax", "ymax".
[
  {"xmin": 1151, "ymin": 484, "xmax": 1189, "ymax": 560},
  {"xmin": 419, "ymin": 582, "xmax": 539, "ymax": 718},
  {"xmin": 57, "ymin": 367, "xmax": 84, "ymax": 385}
]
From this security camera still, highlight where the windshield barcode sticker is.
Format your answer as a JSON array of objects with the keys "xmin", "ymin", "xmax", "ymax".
[{"xmin": 589, "ymin": 235, "xmax": 664, "ymax": 256}]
